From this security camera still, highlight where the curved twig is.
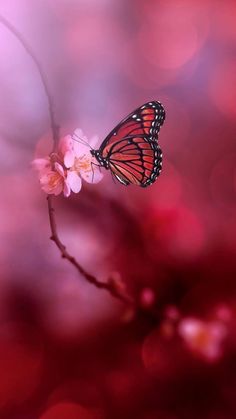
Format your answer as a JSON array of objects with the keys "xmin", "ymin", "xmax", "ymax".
[
  {"xmin": 0, "ymin": 14, "xmax": 59, "ymax": 150},
  {"xmin": 47, "ymin": 196, "xmax": 134, "ymax": 304},
  {"xmin": 0, "ymin": 14, "xmax": 134, "ymax": 306}
]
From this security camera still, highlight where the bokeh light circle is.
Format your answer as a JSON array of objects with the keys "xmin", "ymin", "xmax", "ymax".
[{"xmin": 40, "ymin": 402, "xmax": 103, "ymax": 419}]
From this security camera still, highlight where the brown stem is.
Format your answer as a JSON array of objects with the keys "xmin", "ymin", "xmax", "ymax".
[
  {"xmin": 0, "ymin": 15, "xmax": 134, "ymax": 306},
  {"xmin": 47, "ymin": 196, "xmax": 134, "ymax": 304},
  {"xmin": 0, "ymin": 14, "xmax": 59, "ymax": 150}
]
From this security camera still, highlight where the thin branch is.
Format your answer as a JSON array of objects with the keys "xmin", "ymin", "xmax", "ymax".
[
  {"xmin": 1, "ymin": 15, "xmax": 134, "ymax": 306},
  {"xmin": 47, "ymin": 196, "xmax": 134, "ymax": 304},
  {"xmin": 0, "ymin": 14, "xmax": 59, "ymax": 150}
]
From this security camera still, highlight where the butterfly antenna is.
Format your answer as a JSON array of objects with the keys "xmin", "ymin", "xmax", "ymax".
[{"xmin": 72, "ymin": 133, "xmax": 92, "ymax": 149}]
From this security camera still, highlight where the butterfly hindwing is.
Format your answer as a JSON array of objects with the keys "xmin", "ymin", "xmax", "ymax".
[{"xmin": 108, "ymin": 135, "xmax": 162, "ymax": 187}]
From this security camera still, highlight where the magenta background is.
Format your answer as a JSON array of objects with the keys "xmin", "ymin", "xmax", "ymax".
[{"xmin": 0, "ymin": 1, "xmax": 236, "ymax": 418}]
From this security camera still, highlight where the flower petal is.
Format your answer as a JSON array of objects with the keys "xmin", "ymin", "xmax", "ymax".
[
  {"xmin": 63, "ymin": 181, "xmax": 71, "ymax": 197},
  {"xmin": 67, "ymin": 170, "xmax": 82, "ymax": 193},
  {"xmin": 73, "ymin": 128, "xmax": 87, "ymax": 141},
  {"xmin": 73, "ymin": 141, "xmax": 90, "ymax": 158},
  {"xmin": 72, "ymin": 129, "xmax": 91, "ymax": 157},
  {"xmin": 52, "ymin": 183, "xmax": 64, "ymax": 196},
  {"xmin": 32, "ymin": 158, "xmax": 50, "ymax": 172},
  {"xmin": 54, "ymin": 162, "xmax": 65, "ymax": 178},
  {"xmin": 80, "ymin": 167, "xmax": 103, "ymax": 184},
  {"xmin": 58, "ymin": 135, "xmax": 73, "ymax": 156},
  {"xmin": 89, "ymin": 135, "xmax": 99, "ymax": 149},
  {"xmin": 64, "ymin": 150, "xmax": 75, "ymax": 168},
  {"xmin": 40, "ymin": 171, "xmax": 64, "ymax": 196}
]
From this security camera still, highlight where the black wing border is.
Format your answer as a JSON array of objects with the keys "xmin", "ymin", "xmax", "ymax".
[{"xmin": 99, "ymin": 100, "xmax": 165, "ymax": 154}]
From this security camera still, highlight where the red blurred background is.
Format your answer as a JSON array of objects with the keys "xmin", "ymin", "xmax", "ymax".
[{"xmin": 1, "ymin": 1, "xmax": 236, "ymax": 418}]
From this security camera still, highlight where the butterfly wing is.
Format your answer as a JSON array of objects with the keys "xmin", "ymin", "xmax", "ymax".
[
  {"xmin": 94, "ymin": 101, "xmax": 165, "ymax": 187},
  {"xmin": 108, "ymin": 135, "xmax": 162, "ymax": 187},
  {"xmin": 99, "ymin": 101, "xmax": 165, "ymax": 158}
]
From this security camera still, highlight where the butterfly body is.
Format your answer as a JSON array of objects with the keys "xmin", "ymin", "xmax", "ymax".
[
  {"xmin": 90, "ymin": 101, "xmax": 165, "ymax": 187},
  {"xmin": 90, "ymin": 149, "xmax": 109, "ymax": 169}
]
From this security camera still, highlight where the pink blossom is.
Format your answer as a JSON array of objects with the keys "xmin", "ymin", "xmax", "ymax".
[
  {"xmin": 32, "ymin": 156, "xmax": 69, "ymax": 197},
  {"xmin": 65, "ymin": 129, "xmax": 103, "ymax": 185},
  {"xmin": 32, "ymin": 129, "xmax": 103, "ymax": 197},
  {"xmin": 178, "ymin": 317, "xmax": 227, "ymax": 361}
]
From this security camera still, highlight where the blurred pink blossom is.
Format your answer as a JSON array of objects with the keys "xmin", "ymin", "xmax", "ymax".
[
  {"xmin": 178, "ymin": 318, "xmax": 227, "ymax": 361},
  {"xmin": 215, "ymin": 305, "xmax": 232, "ymax": 323},
  {"xmin": 164, "ymin": 305, "xmax": 180, "ymax": 321},
  {"xmin": 140, "ymin": 287, "xmax": 155, "ymax": 308},
  {"xmin": 32, "ymin": 129, "xmax": 103, "ymax": 197}
]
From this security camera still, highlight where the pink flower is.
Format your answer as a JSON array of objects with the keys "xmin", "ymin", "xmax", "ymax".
[
  {"xmin": 64, "ymin": 129, "xmax": 103, "ymax": 186},
  {"xmin": 32, "ymin": 138, "xmax": 71, "ymax": 197},
  {"xmin": 40, "ymin": 162, "xmax": 71, "ymax": 197},
  {"xmin": 178, "ymin": 317, "xmax": 227, "ymax": 361},
  {"xmin": 32, "ymin": 129, "xmax": 103, "ymax": 197}
]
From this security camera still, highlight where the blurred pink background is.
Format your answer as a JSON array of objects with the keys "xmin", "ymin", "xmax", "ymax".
[{"xmin": 1, "ymin": 1, "xmax": 236, "ymax": 418}]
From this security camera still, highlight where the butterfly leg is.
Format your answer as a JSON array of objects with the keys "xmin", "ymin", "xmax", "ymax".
[{"xmin": 90, "ymin": 161, "xmax": 102, "ymax": 183}]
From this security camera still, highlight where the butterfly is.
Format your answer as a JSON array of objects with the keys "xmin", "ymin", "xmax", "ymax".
[{"xmin": 91, "ymin": 101, "xmax": 165, "ymax": 187}]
